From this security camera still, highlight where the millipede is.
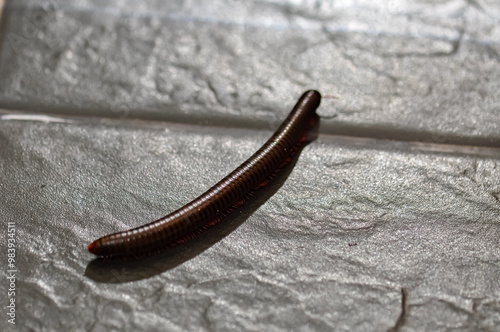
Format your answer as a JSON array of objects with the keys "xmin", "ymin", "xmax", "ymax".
[{"xmin": 88, "ymin": 90, "xmax": 322, "ymax": 259}]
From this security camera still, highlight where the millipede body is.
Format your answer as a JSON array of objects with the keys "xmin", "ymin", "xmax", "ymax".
[{"xmin": 88, "ymin": 90, "xmax": 321, "ymax": 258}]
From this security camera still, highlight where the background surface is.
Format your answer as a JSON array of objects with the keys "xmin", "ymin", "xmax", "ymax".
[{"xmin": 0, "ymin": 1, "xmax": 499, "ymax": 331}]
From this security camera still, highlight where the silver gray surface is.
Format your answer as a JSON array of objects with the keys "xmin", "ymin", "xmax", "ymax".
[{"xmin": 0, "ymin": 1, "xmax": 499, "ymax": 331}]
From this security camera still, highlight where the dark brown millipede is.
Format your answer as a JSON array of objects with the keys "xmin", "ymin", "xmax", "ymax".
[{"xmin": 88, "ymin": 90, "xmax": 321, "ymax": 258}]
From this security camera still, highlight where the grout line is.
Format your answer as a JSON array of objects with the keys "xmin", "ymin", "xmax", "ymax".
[{"xmin": 1, "ymin": 108, "xmax": 499, "ymax": 158}]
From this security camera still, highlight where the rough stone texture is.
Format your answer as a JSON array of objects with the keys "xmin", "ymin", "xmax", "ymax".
[{"xmin": 0, "ymin": 1, "xmax": 499, "ymax": 331}]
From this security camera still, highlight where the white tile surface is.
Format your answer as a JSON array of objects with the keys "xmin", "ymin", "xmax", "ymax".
[{"xmin": 0, "ymin": 1, "xmax": 499, "ymax": 331}]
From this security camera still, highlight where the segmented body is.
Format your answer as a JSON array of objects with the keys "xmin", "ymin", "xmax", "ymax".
[{"xmin": 88, "ymin": 90, "xmax": 321, "ymax": 258}]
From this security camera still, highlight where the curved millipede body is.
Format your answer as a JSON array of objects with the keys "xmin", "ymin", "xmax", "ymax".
[{"xmin": 88, "ymin": 90, "xmax": 321, "ymax": 258}]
